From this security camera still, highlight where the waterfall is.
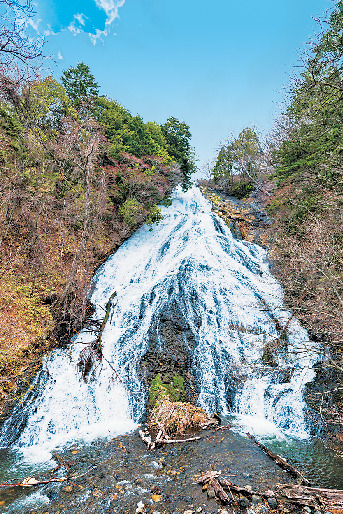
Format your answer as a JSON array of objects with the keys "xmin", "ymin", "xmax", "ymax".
[{"xmin": 0, "ymin": 185, "xmax": 317, "ymax": 458}]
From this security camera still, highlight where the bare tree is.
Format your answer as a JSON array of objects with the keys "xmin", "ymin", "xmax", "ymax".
[{"xmin": 0, "ymin": 0, "xmax": 43, "ymax": 72}]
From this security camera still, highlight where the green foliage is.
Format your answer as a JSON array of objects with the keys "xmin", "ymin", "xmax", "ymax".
[
  {"xmin": 161, "ymin": 117, "xmax": 196, "ymax": 189},
  {"xmin": 149, "ymin": 373, "xmax": 186, "ymax": 407},
  {"xmin": 160, "ymin": 196, "xmax": 173, "ymax": 207},
  {"xmin": 29, "ymin": 77, "xmax": 76, "ymax": 133},
  {"xmin": 212, "ymin": 127, "xmax": 261, "ymax": 186},
  {"xmin": 61, "ymin": 62, "xmax": 99, "ymax": 111},
  {"xmin": 119, "ymin": 198, "xmax": 143, "ymax": 227},
  {"xmin": 275, "ymin": 2, "xmax": 343, "ymax": 187},
  {"xmin": 95, "ymin": 97, "xmax": 171, "ymax": 161},
  {"xmin": 284, "ymin": 194, "xmax": 320, "ymax": 235},
  {"xmin": 146, "ymin": 204, "xmax": 164, "ymax": 227},
  {"xmin": 212, "ymin": 146, "xmax": 232, "ymax": 182},
  {"xmin": 231, "ymin": 179, "xmax": 254, "ymax": 199}
]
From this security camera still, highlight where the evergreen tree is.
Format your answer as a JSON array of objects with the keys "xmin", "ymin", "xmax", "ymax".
[
  {"xmin": 61, "ymin": 62, "xmax": 99, "ymax": 112},
  {"xmin": 276, "ymin": 1, "xmax": 343, "ymax": 187},
  {"xmin": 161, "ymin": 117, "xmax": 196, "ymax": 189}
]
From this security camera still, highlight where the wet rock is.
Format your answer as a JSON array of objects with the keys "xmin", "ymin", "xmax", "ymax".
[
  {"xmin": 239, "ymin": 496, "xmax": 250, "ymax": 508},
  {"xmin": 303, "ymin": 507, "xmax": 311, "ymax": 513},
  {"xmin": 151, "ymin": 486, "xmax": 163, "ymax": 495},
  {"xmin": 251, "ymin": 495, "xmax": 262, "ymax": 504},
  {"xmin": 267, "ymin": 497, "xmax": 278, "ymax": 509},
  {"xmin": 139, "ymin": 301, "xmax": 198, "ymax": 404}
]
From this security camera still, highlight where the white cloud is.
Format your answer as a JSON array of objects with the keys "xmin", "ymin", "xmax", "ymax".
[
  {"xmin": 89, "ymin": 28, "xmax": 107, "ymax": 45},
  {"xmin": 68, "ymin": 21, "xmax": 82, "ymax": 36},
  {"xmin": 43, "ymin": 25, "xmax": 56, "ymax": 36},
  {"xmin": 74, "ymin": 13, "xmax": 87, "ymax": 26},
  {"xmin": 57, "ymin": 51, "xmax": 63, "ymax": 60},
  {"xmin": 27, "ymin": 18, "xmax": 41, "ymax": 32},
  {"xmin": 40, "ymin": 2, "xmax": 125, "ymax": 45},
  {"xmin": 94, "ymin": 0, "xmax": 125, "ymax": 26}
]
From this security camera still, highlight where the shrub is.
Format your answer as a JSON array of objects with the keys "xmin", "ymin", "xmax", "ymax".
[{"xmin": 119, "ymin": 198, "xmax": 144, "ymax": 227}]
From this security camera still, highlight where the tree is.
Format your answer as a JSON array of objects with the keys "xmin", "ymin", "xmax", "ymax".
[
  {"xmin": 275, "ymin": 1, "xmax": 343, "ymax": 186},
  {"xmin": 161, "ymin": 117, "xmax": 196, "ymax": 189},
  {"xmin": 61, "ymin": 63, "xmax": 99, "ymax": 113},
  {"xmin": 0, "ymin": 0, "xmax": 42, "ymax": 72},
  {"xmin": 212, "ymin": 146, "xmax": 232, "ymax": 184},
  {"xmin": 95, "ymin": 97, "xmax": 171, "ymax": 161},
  {"xmin": 211, "ymin": 127, "xmax": 262, "ymax": 188}
]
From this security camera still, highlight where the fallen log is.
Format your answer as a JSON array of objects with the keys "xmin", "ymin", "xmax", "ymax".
[
  {"xmin": 198, "ymin": 472, "xmax": 234, "ymax": 512},
  {"xmin": 198, "ymin": 471, "xmax": 220, "ymax": 484},
  {"xmin": 139, "ymin": 427, "xmax": 202, "ymax": 449},
  {"xmin": 219, "ymin": 478, "xmax": 261, "ymax": 498},
  {"xmin": 276, "ymin": 483, "xmax": 343, "ymax": 511},
  {"xmin": 158, "ymin": 435, "xmax": 201, "ymax": 444},
  {"xmin": 0, "ymin": 466, "xmax": 96, "ymax": 489},
  {"xmin": 211, "ymin": 476, "xmax": 232, "ymax": 505},
  {"xmin": 199, "ymin": 470, "xmax": 343, "ymax": 512},
  {"xmin": 246, "ymin": 432, "xmax": 310, "ymax": 486},
  {"xmin": 0, "ymin": 477, "xmax": 69, "ymax": 488},
  {"xmin": 79, "ymin": 291, "xmax": 120, "ymax": 381},
  {"xmin": 139, "ymin": 429, "xmax": 154, "ymax": 450}
]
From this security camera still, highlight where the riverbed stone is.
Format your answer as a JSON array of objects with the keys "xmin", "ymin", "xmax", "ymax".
[
  {"xmin": 267, "ymin": 497, "xmax": 278, "ymax": 509},
  {"xmin": 239, "ymin": 496, "xmax": 250, "ymax": 508},
  {"xmin": 251, "ymin": 494, "xmax": 262, "ymax": 504}
]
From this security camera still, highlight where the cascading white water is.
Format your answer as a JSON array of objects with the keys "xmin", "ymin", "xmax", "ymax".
[{"xmin": 0, "ymin": 185, "xmax": 318, "ymax": 458}]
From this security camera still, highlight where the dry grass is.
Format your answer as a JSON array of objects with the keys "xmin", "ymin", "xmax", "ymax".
[{"xmin": 149, "ymin": 400, "xmax": 212, "ymax": 436}]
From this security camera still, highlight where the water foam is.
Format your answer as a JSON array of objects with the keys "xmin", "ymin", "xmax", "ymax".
[{"xmin": 0, "ymin": 185, "xmax": 318, "ymax": 457}]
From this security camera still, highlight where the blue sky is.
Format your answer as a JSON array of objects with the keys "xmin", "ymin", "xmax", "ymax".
[{"xmin": 33, "ymin": 0, "xmax": 330, "ymax": 174}]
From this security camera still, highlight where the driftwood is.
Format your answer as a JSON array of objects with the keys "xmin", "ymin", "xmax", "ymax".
[
  {"xmin": 276, "ymin": 483, "xmax": 343, "ymax": 511},
  {"xmin": 199, "ymin": 470, "xmax": 343, "ymax": 512},
  {"xmin": 158, "ymin": 435, "xmax": 201, "ymax": 444},
  {"xmin": 139, "ymin": 428, "xmax": 202, "ymax": 449},
  {"xmin": 139, "ymin": 429, "xmax": 155, "ymax": 450},
  {"xmin": 198, "ymin": 471, "xmax": 220, "ymax": 484},
  {"xmin": 247, "ymin": 432, "xmax": 310, "ymax": 486},
  {"xmin": 0, "ymin": 476, "xmax": 69, "ymax": 488},
  {"xmin": 0, "ymin": 466, "xmax": 96, "ymax": 489},
  {"xmin": 219, "ymin": 478, "xmax": 260, "ymax": 498},
  {"xmin": 79, "ymin": 292, "xmax": 120, "ymax": 380},
  {"xmin": 198, "ymin": 472, "xmax": 234, "ymax": 512},
  {"xmin": 51, "ymin": 451, "xmax": 71, "ymax": 473},
  {"xmin": 211, "ymin": 476, "xmax": 232, "ymax": 505}
]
